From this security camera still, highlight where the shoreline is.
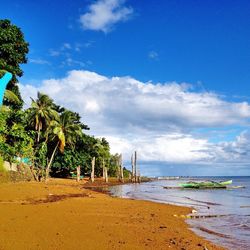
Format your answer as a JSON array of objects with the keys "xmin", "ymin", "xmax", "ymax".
[{"xmin": 0, "ymin": 178, "xmax": 225, "ymax": 249}]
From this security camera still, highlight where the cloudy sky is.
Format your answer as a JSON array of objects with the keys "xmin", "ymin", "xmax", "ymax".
[{"xmin": 1, "ymin": 0, "xmax": 250, "ymax": 176}]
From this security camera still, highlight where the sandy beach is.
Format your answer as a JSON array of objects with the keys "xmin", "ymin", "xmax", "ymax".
[{"xmin": 0, "ymin": 178, "xmax": 224, "ymax": 250}]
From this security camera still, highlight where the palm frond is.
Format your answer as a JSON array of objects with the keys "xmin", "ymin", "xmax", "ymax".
[
  {"xmin": 4, "ymin": 90, "xmax": 20, "ymax": 104},
  {"xmin": 0, "ymin": 105, "xmax": 10, "ymax": 112}
]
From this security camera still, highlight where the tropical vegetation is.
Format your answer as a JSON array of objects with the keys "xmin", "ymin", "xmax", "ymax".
[{"xmin": 0, "ymin": 19, "xmax": 129, "ymax": 181}]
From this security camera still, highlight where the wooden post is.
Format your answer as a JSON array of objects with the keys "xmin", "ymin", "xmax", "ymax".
[
  {"xmin": 102, "ymin": 158, "xmax": 105, "ymax": 180},
  {"xmin": 131, "ymin": 153, "xmax": 134, "ymax": 182},
  {"xmin": 120, "ymin": 154, "xmax": 124, "ymax": 183},
  {"xmin": 134, "ymin": 151, "xmax": 137, "ymax": 183},
  {"xmin": 116, "ymin": 158, "xmax": 120, "ymax": 180},
  {"xmin": 104, "ymin": 167, "xmax": 108, "ymax": 183},
  {"xmin": 91, "ymin": 157, "xmax": 95, "ymax": 183},
  {"xmin": 76, "ymin": 166, "xmax": 81, "ymax": 182},
  {"xmin": 137, "ymin": 163, "xmax": 141, "ymax": 183},
  {"xmin": 120, "ymin": 166, "xmax": 124, "ymax": 183}
]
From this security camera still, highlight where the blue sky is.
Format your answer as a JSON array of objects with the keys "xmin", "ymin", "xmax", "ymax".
[{"xmin": 1, "ymin": 0, "xmax": 250, "ymax": 176}]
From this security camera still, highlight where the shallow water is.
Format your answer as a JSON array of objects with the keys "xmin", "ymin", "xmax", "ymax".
[{"xmin": 109, "ymin": 176, "xmax": 250, "ymax": 250}]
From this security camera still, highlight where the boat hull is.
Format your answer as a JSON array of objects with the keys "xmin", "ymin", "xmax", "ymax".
[{"xmin": 179, "ymin": 180, "xmax": 232, "ymax": 189}]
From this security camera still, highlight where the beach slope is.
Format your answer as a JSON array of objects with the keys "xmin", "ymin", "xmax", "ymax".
[{"xmin": 0, "ymin": 179, "xmax": 224, "ymax": 250}]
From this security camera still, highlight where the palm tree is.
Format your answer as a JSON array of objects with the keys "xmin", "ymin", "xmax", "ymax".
[
  {"xmin": 45, "ymin": 111, "xmax": 83, "ymax": 180},
  {"xmin": 27, "ymin": 92, "xmax": 58, "ymax": 143}
]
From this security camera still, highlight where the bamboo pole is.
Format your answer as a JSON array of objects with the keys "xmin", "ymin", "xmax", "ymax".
[{"xmin": 91, "ymin": 157, "xmax": 95, "ymax": 183}]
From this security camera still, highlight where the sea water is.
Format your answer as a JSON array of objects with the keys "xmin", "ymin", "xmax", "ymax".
[{"xmin": 109, "ymin": 176, "xmax": 250, "ymax": 250}]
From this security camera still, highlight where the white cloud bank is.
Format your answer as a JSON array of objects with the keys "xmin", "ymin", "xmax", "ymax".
[
  {"xmin": 20, "ymin": 70, "xmax": 250, "ymax": 173},
  {"xmin": 80, "ymin": 0, "xmax": 133, "ymax": 33}
]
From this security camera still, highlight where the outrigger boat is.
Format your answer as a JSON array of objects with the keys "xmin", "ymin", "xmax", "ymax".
[{"xmin": 179, "ymin": 180, "xmax": 232, "ymax": 189}]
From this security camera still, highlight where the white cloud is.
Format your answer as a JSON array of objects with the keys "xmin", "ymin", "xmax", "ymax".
[
  {"xmin": 29, "ymin": 58, "xmax": 50, "ymax": 65},
  {"xmin": 48, "ymin": 43, "xmax": 90, "ymax": 68},
  {"xmin": 61, "ymin": 58, "xmax": 85, "ymax": 67},
  {"xmin": 106, "ymin": 134, "xmax": 212, "ymax": 163},
  {"xmin": 49, "ymin": 49, "xmax": 61, "ymax": 57},
  {"xmin": 80, "ymin": 0, "xmax": 133, "ymax": 33},
  {"xmin": 61, "ymin": 43, "xmax": 71, "ymax": 50},
  {"xmin": 212, "ymin": 131, "xmax": 250, "ymax": 164},
  {"xmin": 19, "ymin": 70, "xmax": 250, "ymax": 171},
  {"xmin": 148, "ymin": 51, "xmax": 159, "ymax": 60}
]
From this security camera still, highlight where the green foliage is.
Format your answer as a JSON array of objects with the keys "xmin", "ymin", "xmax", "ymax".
[
  {"xmin": 51, "ymin": 147, "xmax": 87, "ymax": 177},
  {"xmin": 0, "ymin": 19, "xmax": 29, "ymax": 79},
  {"xmin": 34, "ymin": 142, "xmax": 47, "ymax": 169},
  {"xmin": 0, "ymin": 20, "xmax": 120, "ymax": 181},
  {"xmin": 0, "ymin": 69, "xmax": 6, "ymax": 78},
  {"xmin": 0, "ymin": 19, "xmax": 29, "ymax": 109},
  {"xmin": 1, "ymin": 91, "xmax": 117, "ymax": 180},
  {"xmin": 0, "ymin": 155, "xmax": 5, "ymax": 172},
  {"xmin": 123, "ymin": 168, "xmax": 131, "ymax": 178},
  {"xmin": 0, "ymin": 109, "xmax": 34, "ymax": 164},
  {"xmin": 4, "ymin": 90, "xmax": 20, "ymax": 104},
  {"xmin": 49, "ymin": 110, "xmax": 83, "ymax": 153},
  {"xmin": 109, "ymin": 153, "xmax": 120, "ymax": 177},
  {"xmin": 27, "ymin": 92, "xmax": 59, "ymax": 143}
]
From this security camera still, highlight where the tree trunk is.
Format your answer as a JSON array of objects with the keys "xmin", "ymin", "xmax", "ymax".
[
  {"xmin": 91, "ymin": 157, "xmax": 95, "ymax": 183},
  {"xmin": 76, "ymin": 166, "xmax": 81, "ymax": 182},
  {"xmin": 45, "ymin": 142, "xmax": 59, "ymax": 181},
  {"xmin": 30, "ymin": 166, "xmax": 39, "ymax": 182},
  {"xmin": 37, "ymin": 121, "xmax": 42, "ymax": 143}
]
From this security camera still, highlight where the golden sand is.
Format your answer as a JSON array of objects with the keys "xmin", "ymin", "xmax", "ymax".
[{"xmin": 0, "ymin": 178, "xmax": 224, "ymax": 250}]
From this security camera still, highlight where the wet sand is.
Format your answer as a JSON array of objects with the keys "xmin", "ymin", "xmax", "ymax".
[{"xmin": 0, "ymin": 178, "xmax": 224, "ymax": 250}]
